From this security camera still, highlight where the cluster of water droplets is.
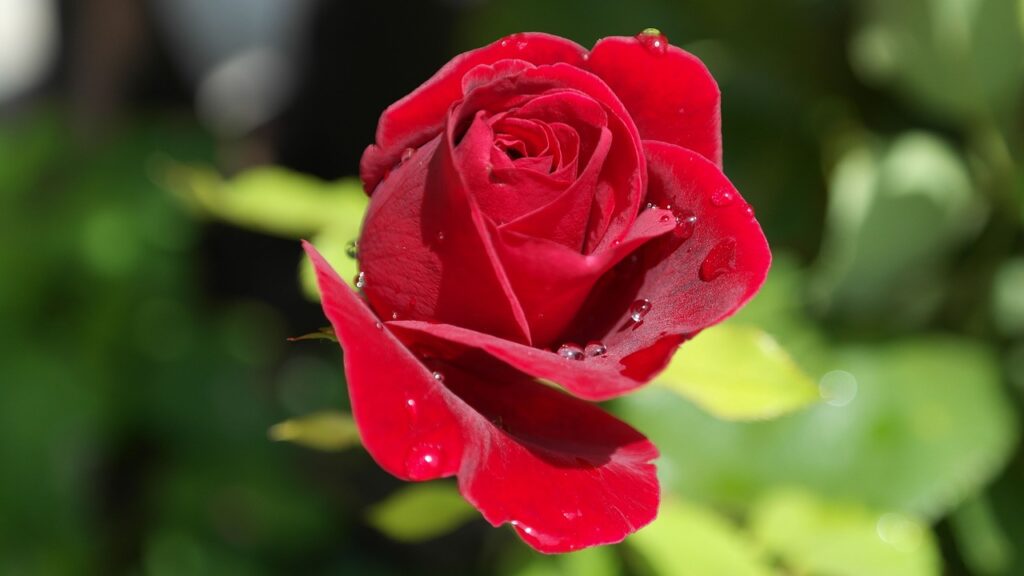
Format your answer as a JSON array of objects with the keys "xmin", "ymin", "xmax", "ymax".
[
  {"xmin": 556, "ymin": 341, "xmax": 608, "ymax": 361},
  {"xmin": 645, "ymin": 202, "xmax": 698, "ymax": 240}
]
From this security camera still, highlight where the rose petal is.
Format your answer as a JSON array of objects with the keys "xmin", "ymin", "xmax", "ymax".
[
  {"xmin": 302, "ymin": 241, "xmax": 464, "ymax": 480},
  {"xmin": 443, "ymin": 357, "xmax": 659, "ymax": 553},
  {"xmin": 305, "ymin": 242, "xmax": 659, "ymax": 553},
  {"xmin": 585, "ymin": 35, "xmax": 722, "ymax": 167},
  {"xmin": 563, "ymin": 140, "xmax": 771, "ymax": 380},
  {"xmin": 358, "ymin": 136, "xmax": 532, "ymax": 343},
  {"xmin": 361, "ymin": 33, "xmax": 587, "ymax": 192}
]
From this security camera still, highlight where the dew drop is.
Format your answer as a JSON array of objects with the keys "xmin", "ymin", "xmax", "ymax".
[
  {"xmin": 644, "ymin": 201, "xmax": 656, "ymax": 210},
  {"xmin": 436, "ymin": 230, "xmax": 445, "ymax": 242},
  {"xmin": 710, "ymin": 189, "xmax": 735, "ymax": 206},
  {"xmin": 404, "ymin": 444, "xmax": 443, "ymax": 480},
  {"xmin": 431, "ymin": 370, "xmax": 445, "ymax": 383},
  {"xmin": 354, "ymin": 271, "xmax": 366, "ymax": 289},
  {"xmin": 699, "ymin": 238, "xmax": 737, "ymax": 281},
  {"xmin": 557, "ymin": 343, "xmax": 585, "ymax": 361},
  {"xmin": 674, "ymin": 210, "xmax": 697, "ymax": 239},
  {"xmin": 658, "ymin": 212, "xmax": 672, "ymax": 224},
  {"xmin": 391, "ymin": 311, "xmax": 399, "ymax": 320},
  {"xmin": 636, "ymin": 28, "xmax": 668, "ymax": 55},
  {"xmin": 345, "ymin": 240, "xmax": 358, "ymax": 260},
  {"xmin": 404, "ymin": 397, "xmax": 418, "ymax": 418},
  {"xmin": 374, "ymin": 321, "xmax": 383, "ymax": 330},
  {"xmin": 630, "ymin": 298, "xmax": 652, "ymax": 322},
  {"xmin": 400, "ymin": 147, "xmax": 415, "ymax": 162},
  {"xmin": 584, "ymin": 341, "xmax": 608, "ymax": 357}
]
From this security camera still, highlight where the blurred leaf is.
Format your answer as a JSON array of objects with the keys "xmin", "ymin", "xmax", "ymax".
[
  {"xmin": 655, "ymin": 324, "xmax": 818, "ymax": 421},
  {"xmin": 286, "ymin": 326, "xmax": 337, "ymax": 342},
  {"xmin": 992, "ymin": 258, "xmax": 1024, "ymax": 336},
  {"xmin": 851, "ymin": 0, "xmax": 1024, "ymax": 120},
  {"xmin": 366, "ymin": 482, "xmax": 476, "ymax": 543},
  {"xmin": 300, "ymin": 222, "xmax": 361, "ymax": 299},
  {"xmin": 618, "ymin": 337, "xmax": 1018, "ymax": 521},
  {"xmin": 749, "ymin": 489, "xmax": 941, "ymax": 576},
  {"xmin": 268, "ymin": 410, "xmax": 360, "ymax": 451},
  {"xmin": 628, "ymin": 498, "xmax": 776, "ymax": 576},
  {"xmin": 813, "ymin": 133, "xmax": 983, "ymax": 327},
  {"xmin": 950, "ymin": 495, "xmax": 1014, "ymax": 575},
  {"xmin": 163, "ymin": 162, "xmax": 368, "ymax": 238}
]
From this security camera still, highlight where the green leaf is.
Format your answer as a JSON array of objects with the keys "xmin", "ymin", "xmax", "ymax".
[
  {"xmin": 992, "ymin": 258, "xmax": 1024, "ymax": 337},
  {"xmin": 655, "ymin": 324, "xmax": 819, "ymax": 421},
  {"xmin": 299, "ymin": 222, "xmax": 361, "ymax": 299},
  {"xmin": 812, "ymin": 133, "xmax": 982, "ymax": 327},
  {"xmin": 618, "ymin": 337, "xmax": 1019, "ymax": 521},
  {"xmin": 366, "ymin": 482, "xmax": 477, "ymax": 543},
  {"xmin": 749, "ymin": 489, "xmax": 941, "ymax": 576},
  {"xmin": 950, "ymin": 495, "xmax": 1014, "ymax": 575},
  {"xmin": 850, "ymin": 0, "xmax": 1024, "ymax": 120},
  {"xmin": 628, "ymin": 498, "xmax": 776, "ymax": 576},
  {"xmin": 267, "ymin": 410, "xmax": 360, "ymax": 451},
  {"xmin": 162, "ymin": 162, "xmax": 368, "ymax": 238},
  {"xmin": 286, "ymin": 326, "xmax": 337, "ymax": 342}
]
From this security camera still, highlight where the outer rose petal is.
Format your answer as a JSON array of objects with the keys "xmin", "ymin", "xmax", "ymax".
[
  {"xmin": 361, "ymin": 33, "xmax": 588, "ymax": 192},
  {"xmin": 304, "ymin": 242, "xmax": 660, "ymax": 553},
  {"xmin": 585, "ymin": 35, "xmax": 722, "ymax": 166},
  {"xmin": 386, "ymin": 143, "xmax": 769, "ymax": 401}
]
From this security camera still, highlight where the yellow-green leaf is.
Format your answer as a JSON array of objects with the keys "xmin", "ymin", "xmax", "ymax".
[
  {"xmin": 299, "ymin": 222, "xmax": 361, "ymax": 299},
  {"xmin": 367, "ymin": 482, "xmax": 477, "ymax": 542},
  {"xmin": 749, "ymin": 489, "xmax": 941, "ymax": 576},
  {"xmin": 655, "ymin": 324, "xmax": 818, "ymax": 421},
  {"xmin": 268, "ymin": 410, "xmax": 360, "ymax": 451},
  {"xmin": 629, "ymin": 498, "xmax": 776, "ymax": 576},
  {"xmin": 163, "ymin": 162, "xmax": 368, "ymax": 238}
]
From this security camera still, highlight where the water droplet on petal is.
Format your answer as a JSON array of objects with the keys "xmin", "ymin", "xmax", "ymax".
[
  {"xmin": 404, "ymin": 397, "xmax": 418, "ymax": 418},
  {"xmin": 400, "ymin": 147, "xmax": 415, "ymax": 162},
  {"xmin": 557, "ymin": 343, "xmax": 585, "ymax": 361},
  {"xmin": 354, "ymin": 271, "xmax": 366, "ymax": 289},
  {"xmin": 405, "ymin": 444, "xmax": 443, "ymax": 480},
  {"xmin": 584, "ymin": 341, "xmax": 607, "ymax": 357},
  {"xmin": 431, "ymin": 370, "xmax": 445, "ymax": 383},
  {"xmin": 644, "ymin": 201, "xmax": 656, "ymax": 211},
  {"xmin": 374, "ymin": 321, "xmax": 383, "ymax": 330},
  {"xmin": 436, "ymin": 230, "xmax": 445, "ymax": 242},
  {"xmin": 711, "ymin": 189, "xmax": 734, "ymax": 206},
  {"xmin": 744, "ymin": 204, "xmax": 755, "ymax": 217},
  {"xmin": 674, "ymin": 210, "xmax": 697, "ymax": 239},
  {"xmin": 391, "ymin": 311, "xmax": 399, "ymax": 320},
  {"xmin": 630, "ymin": 298, "xmax": 652, "ymax": 322},
  {"xmin": 636, "ymin": 28, "xmax": 668, "ymax": 55},
  {"xmin": 345, "ymin": 240, "xmax": 358, "ymax": 260},
  {"xmin": 699, "ymin": 238, "xmax": 737, "ymax": 281},
  {"xmin": 658, "ymin": 212, "xmax": 672, "ymax": 224}
]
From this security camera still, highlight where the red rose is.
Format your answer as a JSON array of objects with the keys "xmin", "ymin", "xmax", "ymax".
[{"xmin": 304, "ymin": 30, "xmax": 770, "ymax": 552}]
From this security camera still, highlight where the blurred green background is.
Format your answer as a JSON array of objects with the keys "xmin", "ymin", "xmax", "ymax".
[{"xmin": 1, "ymin": 0, "xmax": 1023, "ymax": 574}]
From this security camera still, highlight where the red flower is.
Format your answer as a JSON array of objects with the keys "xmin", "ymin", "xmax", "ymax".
[{"xmin": 304, "ymin": 30, "xmax": 770, "ymax": 552}]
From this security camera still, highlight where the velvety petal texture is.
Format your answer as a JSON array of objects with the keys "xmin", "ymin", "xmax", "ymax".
[
  {"xmin": 305, "ymin": 242, "xmax": 659, "ymax": 553},
  {"xmin": 311, "ymin": 30, "xmax": 771, "ymax": 554}
]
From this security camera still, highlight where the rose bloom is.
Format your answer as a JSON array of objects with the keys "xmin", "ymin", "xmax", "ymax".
[{"xmin": 304, "ymin": 30, "xmax": 770, "ymax": 553}]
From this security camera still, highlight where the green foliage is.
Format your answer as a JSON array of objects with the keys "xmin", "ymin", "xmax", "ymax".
[
  {"xmin": 268, "ymin": 410, "xmax": 361, "ymax": 452},
  {"xmin": 812, "ymin": 132, "xmax": 983, "ymax": 327},
  {"xmin": 628, "ymin": 498, "xmax": 774, "ymax": 576},
  {"xmin": 366, "ymin": 482, "xmax": 477, "ymax": 542},
  {"xmin": 655, "ymin": 324, "xmax": 819, "ymax": 420},
  {"xmin": 750, "ymin": 489, "xmax": 940, "ymax": 576}
]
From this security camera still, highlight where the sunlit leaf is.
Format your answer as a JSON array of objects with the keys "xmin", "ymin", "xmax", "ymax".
[
  {"xmin": 300, "ymin": 222, "xmax": 361, "ymax": 299},
  {"xmin": 655, "ymin": 325, "xmax": 818, "ymax": 421},
  {"xmin": 628, "ymin": 498, "xmax": 776, "ymax": 576},
  {"xmin": 268, "ymin": 410, "xmax": 360, "ymax": 451},
  {"xmin": 162, "ymin": 162, "xmax": 368, "ymax": 238},
  {"xmin": 618, "ymin": 337, "xmax": 1019, "ymax": 521},
  {"xmin": 366, "ymin": 482, "xmax": 476, "ymax": 542},
  {"xmin": 750, "ymin": 489, "xmax": 941, "ymax": 576}
]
